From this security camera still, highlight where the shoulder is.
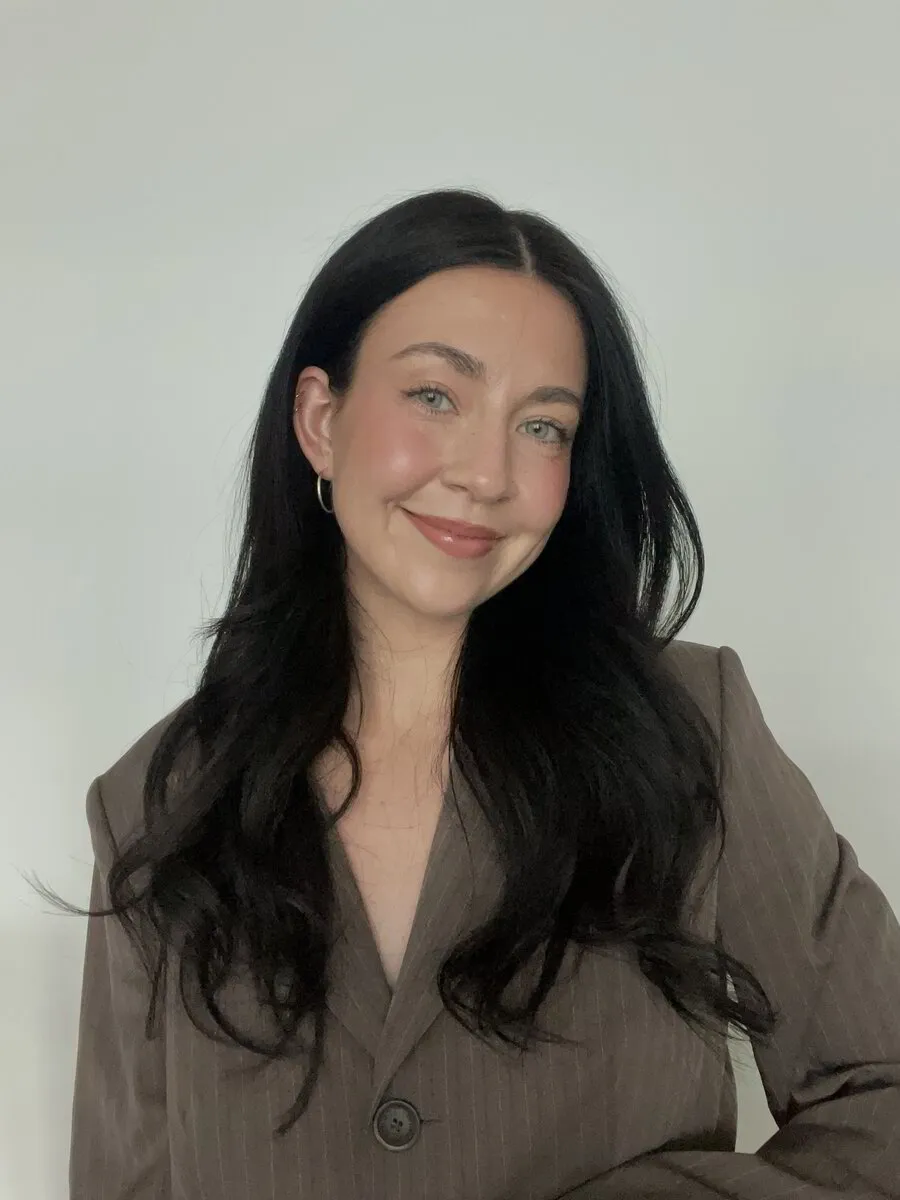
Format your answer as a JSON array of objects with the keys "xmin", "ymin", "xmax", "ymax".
[
  {"xmin": 660, "ymin": 639, "xmax": 777, "ymax": 762},
  {"xmin": 83, "ymin": 643, "xmax": 739, "ymax": 851},
  {"xmin": 658, "ymin": 637, "xmax": 723, "ymax": 727},
  {"xmin": 89, "ymin": 701, "xmax": 189, "ymax": 855},
  {"xmin": 665, "ymin": 642, "xmax": 831, "ymax": 883}
]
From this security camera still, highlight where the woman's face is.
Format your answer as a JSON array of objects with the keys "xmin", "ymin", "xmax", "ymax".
[{"xmin": 294, "ymin": 265, "xmax": 588, "ymax": 625}]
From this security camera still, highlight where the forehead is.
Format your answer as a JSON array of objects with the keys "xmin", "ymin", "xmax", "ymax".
[{"xmin": 360, "ymin": 266, "xmax": 587, "ymax": 392}]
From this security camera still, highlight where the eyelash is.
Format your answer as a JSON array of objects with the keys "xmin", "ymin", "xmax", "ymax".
[{"xmin": 404, "ymin": 385, "xmax": 574, "ymax": 447}]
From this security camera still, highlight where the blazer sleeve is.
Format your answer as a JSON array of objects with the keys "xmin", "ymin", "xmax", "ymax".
[
  {"xmin": 69, "ymin": 775, "xmax": 171, "ymax": 1199},
  {"xmin": 560, "ymin": 644, "xmax": 900, "ymax": 1199}
]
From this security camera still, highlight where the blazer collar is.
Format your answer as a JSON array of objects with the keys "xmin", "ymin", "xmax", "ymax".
[{"xmin": 323, "ymin": 755, "xmax": 506, "ymax": 1126}]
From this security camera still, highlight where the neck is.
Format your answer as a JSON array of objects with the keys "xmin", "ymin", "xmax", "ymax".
[{"xmin": 344, "ymin": 596, "xmax": 466, "ymax": 749}]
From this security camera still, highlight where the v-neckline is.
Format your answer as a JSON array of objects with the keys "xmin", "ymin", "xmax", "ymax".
[
  {"xmin": 319, "ymin": 752, "xmax": 507, "ymax": 1094},
  {"xmin": 324, "ymin": 761, "xmax": 457, "ymax": 998}
]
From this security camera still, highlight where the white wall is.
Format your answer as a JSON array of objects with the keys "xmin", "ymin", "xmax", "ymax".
[{"xmin": 2, "ymin": 1, "xmax": 898, "ymax": 1195}]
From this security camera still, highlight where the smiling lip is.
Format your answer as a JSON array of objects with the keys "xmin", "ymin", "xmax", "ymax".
[
  {"xmin": 401, "ymin": 509, "xmax": 503, "ymax": 559},
  {"xmin": 402, "ymin": 511, "xmax": 502, "ymax": 539}
]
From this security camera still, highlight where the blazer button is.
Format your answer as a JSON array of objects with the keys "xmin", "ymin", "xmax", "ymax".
[{"xmin": 372, "ymin": 1098, "xmax": 421, "ymax": 1151}]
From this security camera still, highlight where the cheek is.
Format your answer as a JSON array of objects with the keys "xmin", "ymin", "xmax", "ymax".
[
  {"xmin": 521, "ymin": 458, "xmax": 571, "ymax": 530},
  {"xmin": 342, "ymin": 403, "xmax": 438, "ymax": 491}
]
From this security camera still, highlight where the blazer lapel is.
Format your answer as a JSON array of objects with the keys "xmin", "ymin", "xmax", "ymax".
[
  {"xmin": 323, "ymin": 847, "xmax": 394, "ymax": 1061},
  {"xmin": 323, "ymin": 756, "xmax": 506, "ymax": 1124}
]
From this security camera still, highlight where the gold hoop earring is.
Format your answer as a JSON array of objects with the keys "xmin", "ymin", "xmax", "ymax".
[
  {"xmin": 293, "ymin": 404, "xmax": 333, "ymax": 516},
  {"xmin": 316, "ymin": 474, "xmax": 334, "ymax": 514}
]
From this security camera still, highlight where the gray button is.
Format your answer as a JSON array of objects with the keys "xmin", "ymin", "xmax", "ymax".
[{"xmin": 372, "ymin": 1098, "xmax": 421, "ymax": 1151}]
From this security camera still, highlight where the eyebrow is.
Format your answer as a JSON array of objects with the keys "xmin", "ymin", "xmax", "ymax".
[{"xmin": 389, "ymin": 341, "xmax": 583, "ymax": 412}]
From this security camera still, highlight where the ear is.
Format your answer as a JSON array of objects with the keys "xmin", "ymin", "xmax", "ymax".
[{"xmin": 292, "ymin": 367, "xmax": 337, "ymax": 478}]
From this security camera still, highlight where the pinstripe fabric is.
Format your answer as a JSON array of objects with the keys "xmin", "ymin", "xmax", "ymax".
[{"xmin": 69, "ymin": 641, "xmax": 900, "ymax": 1198}]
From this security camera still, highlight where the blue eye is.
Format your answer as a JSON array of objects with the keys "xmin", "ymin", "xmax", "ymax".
[
  {"xmin": 522, "ymin": 419, "xmax": 572, "ymax": 446},
  {"xmin": 405, "ymin": 386, "xmax": 453, "ymax": 412},
  {"xmin": 405, "ymin": 387, "xmax": 574, "ymax": 447}
]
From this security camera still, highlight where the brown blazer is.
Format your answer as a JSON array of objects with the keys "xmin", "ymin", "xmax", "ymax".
[{"xmin": 69, "ymin": 641, "xmax": 900, "ymax": 1198}]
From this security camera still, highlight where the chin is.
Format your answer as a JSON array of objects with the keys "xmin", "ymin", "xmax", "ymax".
[
  {"xmin": 403, "ymin": 591, "xmax": 481, "ymax": 621},
  {"xmin": 394, "ymin": 578, "xmax": 489, "ymax": 621}
]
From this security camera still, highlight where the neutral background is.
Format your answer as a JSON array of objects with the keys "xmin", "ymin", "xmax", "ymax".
[{"xmin": 2, "ymin": 2, "xmax": 898, "ymax": 1196}]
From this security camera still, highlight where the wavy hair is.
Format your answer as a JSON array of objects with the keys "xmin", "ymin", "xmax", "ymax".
[{"xmin": 38, "ymin": 187, "xmax": 777, "ymax": 1136}]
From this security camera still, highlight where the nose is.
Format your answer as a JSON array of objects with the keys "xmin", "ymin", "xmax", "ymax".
[{"xmin": 441, "ymin": 422, "xmax": 515, "ymax": 503}]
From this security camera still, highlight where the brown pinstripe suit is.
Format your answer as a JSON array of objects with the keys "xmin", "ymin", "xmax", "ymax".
[{"xmin": 69, "ymin": 641, "xmax": 900, "ymax": 1197}]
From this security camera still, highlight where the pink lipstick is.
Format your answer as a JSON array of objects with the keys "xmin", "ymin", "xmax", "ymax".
[{"xmin": 402, "ymin": 509, "xmax": 503, "ymax": 559}]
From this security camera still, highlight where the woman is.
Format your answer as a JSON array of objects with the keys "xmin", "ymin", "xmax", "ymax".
[{"xmin": 53, "ymin": 188, "xmax": 899, "ymax": 1198}]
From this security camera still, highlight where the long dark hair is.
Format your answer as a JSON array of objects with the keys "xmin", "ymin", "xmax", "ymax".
[{"xmin": 37, "ymin": 187, "xmax": 777, "ymax": 1137}]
